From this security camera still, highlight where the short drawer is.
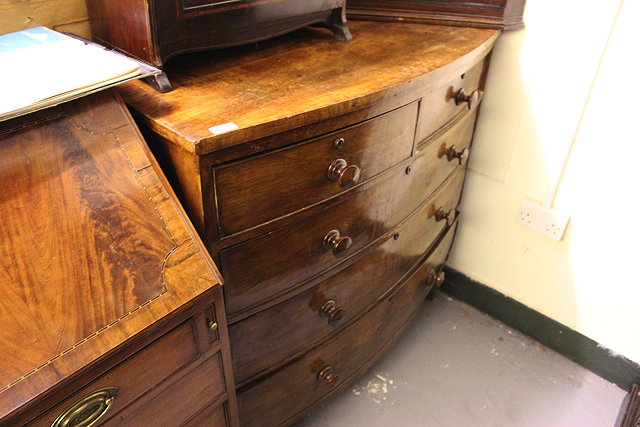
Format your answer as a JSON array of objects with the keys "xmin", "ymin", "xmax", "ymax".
[
  {"xmin": 236, "ymin": 223, "xmax": 457, "ymax": 427},
  {"xmin": 229, "ymin": 168, "xmax": 465, "ymax": 383},
  {"xmin": 416, "ymin": 58, "xmax": 486, "ymax": 143},
  {"xmin": 219, "ymin": 110, "xmax": 475, "ymax": 316},
  {"xmin": 214, "ymin": 101, "xmax": 418, "ymax": 236},
  {"xmin": 107, "ymin": 354, "xmax": 226, "ymax": 426},
  {"xmin": 31, "ymin": 321, "xmax": 201, "ymax": 426},
  {"xmin": 392, "ymin": 108, "xmax": 477, "ymax": 226}
]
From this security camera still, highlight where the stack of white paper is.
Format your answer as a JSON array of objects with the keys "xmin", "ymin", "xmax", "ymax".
[{"xmin": 0, "ymin": 27, "xmax": 142, "ymax": 121}]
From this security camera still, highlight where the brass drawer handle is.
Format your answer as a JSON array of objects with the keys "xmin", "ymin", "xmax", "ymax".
[
  {"xmin": 435, "ymin": 208, "xmax": 457, "ymax": 226},
  {"xmin": 455, "ymin": 88, "xmax": 482, "ymax": 110},
  {"xmin": 317, "ymin": 365, "xmax": 340, "ymax": 387},
  {"xmin": 427, "ymin": 269, "xmax": 446, "ymax": 287},
  {"xmin": 52, "ymin": 387, "xmax": 119, "ymax": 427},
  {"xmin": 445, "ymin": 145, "xmax": 470, "ymax": 166},
  {"xmin": 327, "ymin": 158, "xmax": 361, "ymax": 188},
  {"xmin": 323, "ymin": 229, "xmax": 353, "ymax": 258},
  {"xmin": 320, "ymin": 299, "xmax": 345, "ymax": 326}
]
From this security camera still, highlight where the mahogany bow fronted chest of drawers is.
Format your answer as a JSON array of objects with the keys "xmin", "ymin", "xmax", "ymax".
[
  {"xmin": 0, "ymin": 91, "xmax": 238, "ymax": 426},
  {"xmin": 119, "ymin": 21, "xmax": 500, "ymax": 425}
]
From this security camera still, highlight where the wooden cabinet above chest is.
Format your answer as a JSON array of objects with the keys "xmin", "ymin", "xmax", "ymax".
[{"xmin": 119, "ymin": 20, "xmax": 500, "ymax": 425}]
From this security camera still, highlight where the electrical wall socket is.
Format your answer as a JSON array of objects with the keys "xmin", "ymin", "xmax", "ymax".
[{"xmin": 517, "ymin": 199, "xmax": 570, "ymax": 241}]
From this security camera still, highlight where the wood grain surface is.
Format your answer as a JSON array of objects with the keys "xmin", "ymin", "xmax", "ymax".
[
  {"xmin": 119, "ymin": 20, "xmax": 498, "ymax": 155},
  {"xmin": 347, "ymin": 0, "xmax": 526, "ymax": 30},
  {"xmin": 87, "ymin": 0, "xmax": 157, "ymax": 64},
  {"xmin": 213, "ymin": 101, "xmax": 417, "ymax": 236},
  {"xmin": 0, "ymin": 91, "xmax": 223, "ymax": 421},
  {"xmin": 0, "ymin": 0, "xmax": 90, "ymax": 38}
]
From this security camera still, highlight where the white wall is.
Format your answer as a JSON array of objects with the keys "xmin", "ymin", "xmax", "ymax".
[{"xmin": 449, "ymin": 0, "xmax": 640, "ymax": 364}]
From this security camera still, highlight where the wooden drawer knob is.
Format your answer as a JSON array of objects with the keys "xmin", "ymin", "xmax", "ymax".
[
  {"xmin": 445, "ymin": 145, "xmax": 470, "ymax": 166},
  {"xmin": 455, "ymin": 88, "xmax": 482, "ymax": 110},
  {"xmin": 52, "ymin": 387, "xmax": 119, "ymax": 427},
  {"xmin": 320, "ymin": 299, "xmax": 345, "ymax": 325},
  {"xmin": 323, "ymin": 229, "xmax": 353, "ymax": 258},
  {"xmin": 317, "ymin": 365, "xmax": 340, "ymax": 387},
  {"xmin": 327, "ymin": 158, "xmax": 361, "ymax": 188},
  {"xmin": 427, "ymin": 269, "xmax": 446, "ymax": 287},
  {"xmin": 435, "ymin": 208, "xmax": 456, "ymax": 226}
]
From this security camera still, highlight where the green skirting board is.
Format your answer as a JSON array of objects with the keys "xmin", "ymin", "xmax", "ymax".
[{"xmin": 441, "ymin": 267, "xmax": 640, "ymax": 391}]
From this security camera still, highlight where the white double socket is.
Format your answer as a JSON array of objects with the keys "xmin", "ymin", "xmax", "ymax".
[{"xmin": 517, "ymin": 199, "xmax": 570, "ymax": 241}]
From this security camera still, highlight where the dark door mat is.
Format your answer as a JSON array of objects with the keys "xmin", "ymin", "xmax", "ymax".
[{"xmin": 622, "ymin": 384, "xmax": 640, "ymax": 427}]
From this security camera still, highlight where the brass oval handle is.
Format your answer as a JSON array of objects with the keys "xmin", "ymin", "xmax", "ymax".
[
  {"xmin": 323, "ymin": 229, "xmax": 353, "ymax": 258},
  {"xmin": 427, "ymin": 269, "xmax": 446, "ymax": 287},
  {"xmin": 435, "ymin": 208, "xmax": 456, "ymax": 226},
  {"xmin": 446, "ymin": 146, "xmax": 470, "ymax": 166},
  {"xmin": 327, "ymin": 158, "xmax": 361, "ymax": 188},
  {"xmin": 455, "ymin": 88, "xmax": 482, "ymax": 110},
  {"xmin": 317, "ymin": 365, "xmax": 340, "ymax": 387},
  {"xmin": 319, "ymin": 299, "xmax": 345, "ymax": 326},
  {"xmin": 52, "ymin": 387, "xmax": 119, "ymax": 427}
]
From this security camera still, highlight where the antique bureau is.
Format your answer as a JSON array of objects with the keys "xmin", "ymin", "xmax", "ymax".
[
  {"xmin": 0, "ymin": 91, "xmax": 238, "ymax": 426},
  {"xmin": 119, "ymin": 21, "xmax": 500, "ymax": 425}
]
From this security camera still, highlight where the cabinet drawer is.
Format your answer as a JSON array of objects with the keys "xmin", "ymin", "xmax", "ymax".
[
  {"xmin": 237, "ymin": 223, "xmax": 457, "ymax": 427},
  {"xmin": 219, "ymin": 162, "xmax": 409, "ymax": 316},
  {"xmin": 184, "ymin": 402, "xmax": 228, "ymax": 427},
  {"xmin": 416, "ymin": 58, "xmax": 486, "ymax": 143},
  {"xmin": 31, "ymin": 321, "xmax": 200, "ymax": 426},
  {"xmin": 229, "ymin": 168, "xmax": 465, "ymax": 383},
  {"xmin": 219, "ymin": 110, "xmax": 475, "ymax": 316},
  {"xmin": 214, "ymin": 102, "xmax": 418, "ymax": 236},
  {"xmin": 107, "ymin": 354, "xmax": 226, "ymax": 426},
  {"xmin": 393, "ymin": 108, "xmax": 477, "ymax": 226}
]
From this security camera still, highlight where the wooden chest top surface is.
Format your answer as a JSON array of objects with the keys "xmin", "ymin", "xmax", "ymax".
[
  {"xmin": 0, "ymin": 91, "xmax": 222, "ymax": 420},
  {"xmin": 119, "ymin": 20, "xmax": 498, "ymax": 156}
]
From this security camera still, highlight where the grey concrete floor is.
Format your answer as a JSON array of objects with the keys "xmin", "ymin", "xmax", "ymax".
[{"xmin": 295, "ymin": 291, "xmax": 628, "ymax": 427}]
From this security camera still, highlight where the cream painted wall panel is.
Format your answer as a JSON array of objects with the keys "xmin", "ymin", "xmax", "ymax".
[
  {"xmin": 467, "ymin": 30, "xmax": 529, "ymax": 183},
  {"xmin": 469, "ymin": 0, "xmax": 618, "ymax": 187},
  {"xmin": 554, "ymin": 0, "xmax": 640, "ymax": 360},
  {"xmin": 449, "ymin": 0, "xmax": 640, "ymax": 363}
]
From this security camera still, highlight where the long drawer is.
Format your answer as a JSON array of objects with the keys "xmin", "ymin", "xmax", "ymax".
[
  {"xmin": 219, "ymin": 109, "xmax": 476, "ymax": 316},
  {"xmin": 106, "ymin": 354, "xmax": 226, "ymax": 426},
  {"xmin": 237, "ymin": 223, "xmax": 458, "ymax": 427},
  {"xmin": 229, "ymin": 167, "xmax": 465, "ymax": 383},
  {"xmin": 29, "ymin": 321, "xmax": 201, "ymax": 426},
  {"xmin": 213, "ymin": 101, "xmax": 418, "ymax": 236}
]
